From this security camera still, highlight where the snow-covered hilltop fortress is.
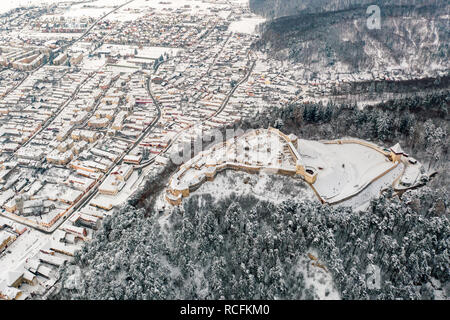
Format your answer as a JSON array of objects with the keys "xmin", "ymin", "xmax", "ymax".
[{"xmin": 165, "ymin": 128, "xmax": 423, "ymax": 207}]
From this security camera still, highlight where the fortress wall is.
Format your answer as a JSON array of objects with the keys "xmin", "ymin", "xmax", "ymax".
[
  {"xmin": 322, "ymin": 139, "xmax": 390, "ymax": 157},
  {"xmin": 327, "ymin": 161, "xmax": 401, "ymax": 205},
  {"xmin": 166, "ymin": 130, "xmax": 402, "ymax": 207}
]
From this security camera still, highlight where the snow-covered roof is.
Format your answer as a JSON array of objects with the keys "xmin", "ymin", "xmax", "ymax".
[
  {"xmin": 0, "ymin": 231, "xmax": 12, "ymax": 246},
  {"xmin": 390, "ymin": 143, "xmax": 404, "ymax": 155}
]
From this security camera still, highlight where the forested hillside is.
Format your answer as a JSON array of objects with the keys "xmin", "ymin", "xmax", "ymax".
[
  {"xmin": 55, "ymin": 186, "xmax": 448, "ymax": 300},
  {"xmin": 252, "ymin": 1, "xmax": 449, "ymax": 76},
  {"xmin": 250, "ymin": 0, "xmax": 445, "ymax": 19},
  {"xmin": 250, "ymin": 0, "xmax": 375, "ymax": 18}
]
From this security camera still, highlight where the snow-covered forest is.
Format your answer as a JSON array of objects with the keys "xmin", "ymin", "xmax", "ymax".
[
  {"xmin": 55, "ymin": 184, "xmax": 448, "ymax": 300},
  {"xmin": 252, "ymin": 0, "xmax": 449, "ymax": 77},
  {"xmin": 250, "ymin": 0, "xmax": 445, "ymax": 19}
]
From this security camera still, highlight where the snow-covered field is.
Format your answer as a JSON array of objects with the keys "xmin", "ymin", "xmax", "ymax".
[
  {"xmin": 137, "ymin": 46, "xmax": 181, "ymax": 59},
  {"xmin": 189, "ymin": 170, "xmax": 318, "ymax": 205},
  {"xmin": 132, "ymin": 0, "xmax": 229, "ymax": 14},
  {"xmin": 79, "ymin": 55, "xmax": 107, "ymax": 70},
  {"xmin": 339, "ymin": 162, "xmax": 405, "ymax": 211},
  {"xmin": 298, "ymin": 139, "xmax": 396, "ymax": 204},
  {"xmin": 61, "ymin": 7, "xmax": 108, "ymax": 19},
  {"xmin": 228, "ymin": 17, "xmax": 266, "ymax": 34},
  {"xmin": 62, "ymin": 0, "xmax": 124, "ymax": 18},
  {"xmin": 0, "ymin": 0, "xmax": 82, "ymax": 14}
]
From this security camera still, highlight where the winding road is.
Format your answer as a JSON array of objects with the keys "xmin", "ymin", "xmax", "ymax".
[{"xmin": 136, "ymin": 53, "xmax": 256, "ymax": 169}]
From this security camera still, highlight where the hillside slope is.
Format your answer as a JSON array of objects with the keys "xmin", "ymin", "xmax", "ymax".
[
  {"xmin": 55, "ymin": 185, "xmax": 449, "ymax": 300},
  {"xmin": 250, "ymin": 0, "xmax": 444, "ymax": 19},
  {"xmin": 252, "ymin": 2, "xmax": 449, "ymax": 76}
]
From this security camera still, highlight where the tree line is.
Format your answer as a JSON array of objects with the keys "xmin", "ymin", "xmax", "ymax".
[{"xmin": 235, "ymin": 92, "xmax": 449, "ymax": 187}]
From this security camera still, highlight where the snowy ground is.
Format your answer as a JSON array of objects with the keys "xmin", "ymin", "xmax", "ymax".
[
  {"xmin": 78, "ymin": 55, "xmax": 107, "ymax": 70},
  {"xmin": 297, "ymin": 249, "xmax": 341, "ymax": 300},
  {"xmin": 298, "ymin": 140, "xmax": 396, "ymax": 204},
  {"xmin": 132, "ymin": 0, "xmax": 229, "ymax": 14},
  {"xmin": 228, "ymin": 17, "xmax": 266, "ymax": 35},
  {"xmin": 186, "ymin": 170, "xmax": 317, "ymax": 206},
  {"xmin": 0, "ymin": 0, "xmax": 83, "ymax": 14},
  {"xmin": 339, "ymin": 162, "xmax": 405, "ymax": 211},
  {"xmin": 60, "ymin": 0, "xmax": 125, "ymax": 19}
]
